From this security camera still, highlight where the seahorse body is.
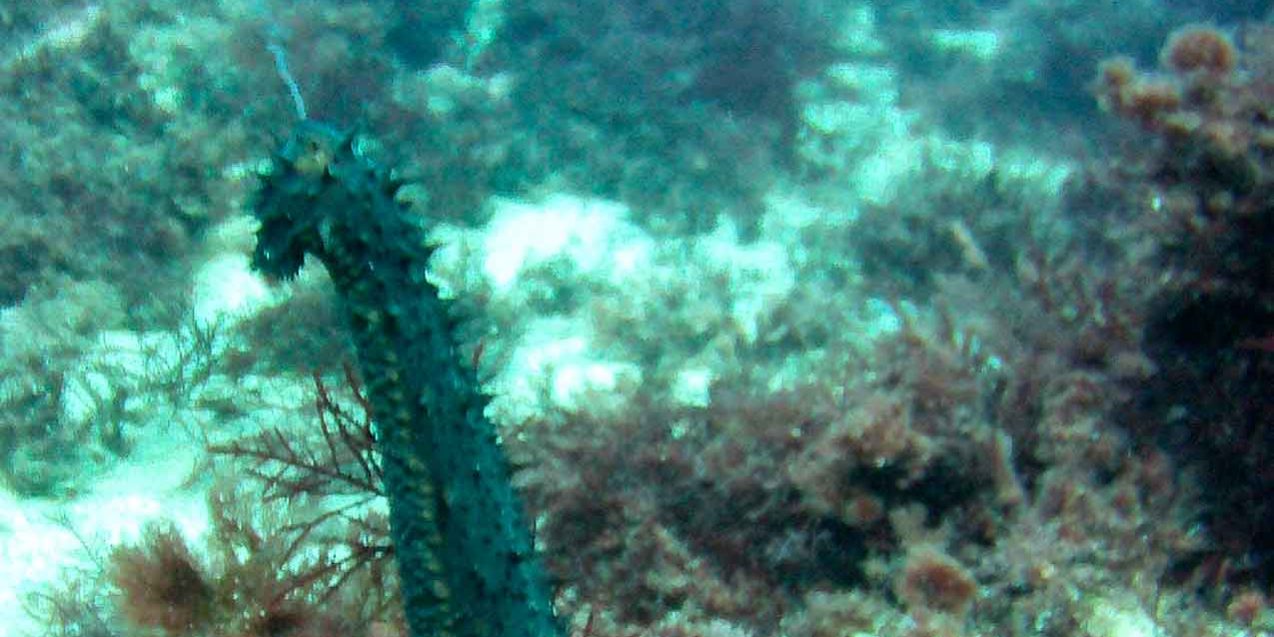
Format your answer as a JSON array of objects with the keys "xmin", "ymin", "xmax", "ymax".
[{"xmin": 251, "ymin": 120, "xmax": 560, "ymax": 637}]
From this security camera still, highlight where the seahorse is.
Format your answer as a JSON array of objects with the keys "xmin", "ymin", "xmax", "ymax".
[{"xmin": 250, "ymin": 120, "xmax": 561, "ymax": 637}]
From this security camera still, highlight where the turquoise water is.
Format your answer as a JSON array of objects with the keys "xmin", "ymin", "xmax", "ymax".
[{"xmin": 0, "ymin": 2, "xmax": 1270, "ymax": 636}]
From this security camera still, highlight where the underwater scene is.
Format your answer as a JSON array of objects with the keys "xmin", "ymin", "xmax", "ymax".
[{"xmin": 1, "ymin": 1, "xmax": 1272, "ymax": 636}]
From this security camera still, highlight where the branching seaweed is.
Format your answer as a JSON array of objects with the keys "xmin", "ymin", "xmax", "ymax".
[
  {"xmin": 210, "ymin": 363, "xmax": 383, "ymax": 501},
  {"xmin": 206, "ymin": 362, "xmax": 395, "ymax": 619},
  {"xmin": 101, "ymin": 365, "xmax": 400, "ymax": 637}
]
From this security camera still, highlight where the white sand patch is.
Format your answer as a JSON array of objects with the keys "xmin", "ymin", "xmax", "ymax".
[
  {"xmin": 0, "ymin": 429, "xmax": 206, "ymax": 635},
  {"xmin": 480, "ymin": 194, "xmax": 652, "ymax": 292}
]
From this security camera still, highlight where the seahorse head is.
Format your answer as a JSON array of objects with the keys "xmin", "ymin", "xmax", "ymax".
[{"xmin": 250, "ymin": 120, "xmax": 348, "ymax": 280}]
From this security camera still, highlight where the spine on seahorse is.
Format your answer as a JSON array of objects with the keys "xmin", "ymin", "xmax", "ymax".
[{"xmin": 249, "ymin": 120, "xmax": 560, "ymax": 637}]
